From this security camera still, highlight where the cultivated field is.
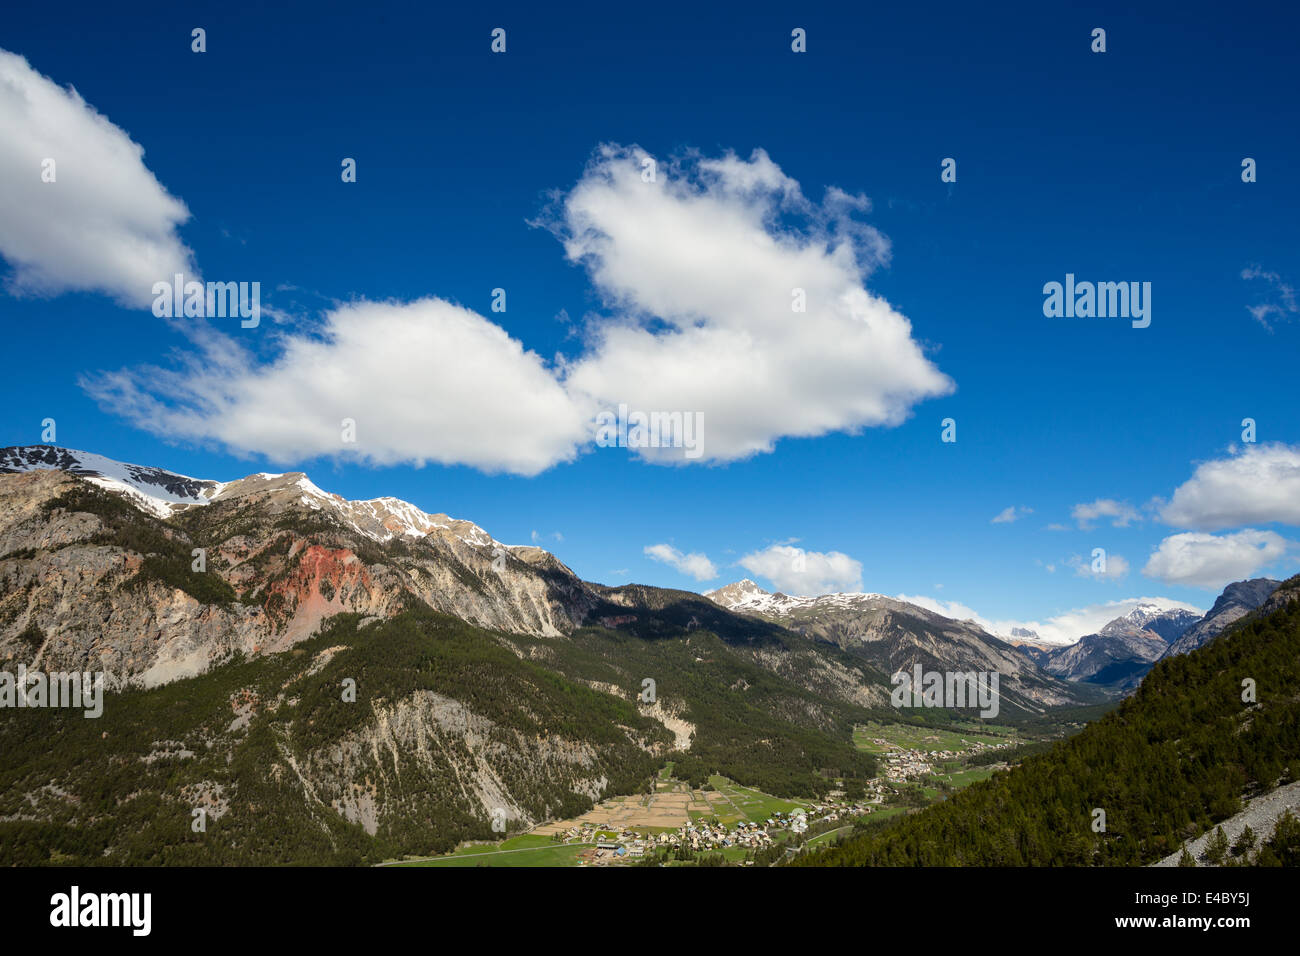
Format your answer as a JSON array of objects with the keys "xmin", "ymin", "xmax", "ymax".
[{"xmin": 531, "ymin": 778, "xmax": 714, "ymax": 835}]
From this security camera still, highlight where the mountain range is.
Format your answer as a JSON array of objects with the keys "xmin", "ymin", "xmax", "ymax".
[
  {"xmin": 0, "ymin": 445, "xmax": 1283, "ymax": 864},
  {"xmin": 704, "ymin": 579, "xmax": 1094, "ymax": 713},
  {"xmin": 706, "ymin": 576, "xmax": 1280, "ymax": 696},
  {"xmin": 0, "ymin": 446, "xmax": 902, "ymax": 863}
]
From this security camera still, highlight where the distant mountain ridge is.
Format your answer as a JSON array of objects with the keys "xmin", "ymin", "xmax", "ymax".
[
  {"xmin": 1100, "ymin": 605, "xmax": 1202, "ymax": 643},
  {"xmin": 1039, "ymin": 628, "xmax": 1171, "ymax": 689},
  {"xmin": 709, "ymin": 576, "xmax": 1279, "ymax": 698},
  {"xmin": 705, "ymin": 580, "xmax": 1098, "ymax": 713}
]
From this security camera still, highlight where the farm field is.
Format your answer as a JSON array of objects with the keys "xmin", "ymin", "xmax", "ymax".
[
  {"xmin": 705, "ymin": 775, "xmax": 810, "ymax": 824},
  {"xmin": 930, "ymin": 766, "xmax": 999, "ymax": 789},
  {"xmin": 531, "ymin": 777, "xmax": 713, "ymax": 835},
  {"xmin": 805, "ymin": 825, "xmax": 854, "ymax": 847}
]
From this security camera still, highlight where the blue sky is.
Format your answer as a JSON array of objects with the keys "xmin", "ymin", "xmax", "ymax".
[{"xmin": 2, "ymin": 0, "xmax": 1298, "ymax": 641}]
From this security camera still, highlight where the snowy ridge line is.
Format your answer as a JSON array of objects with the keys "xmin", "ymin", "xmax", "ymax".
[{"xmin": 0, "ymin": 444, "xmax": 516, "ymax": 551}]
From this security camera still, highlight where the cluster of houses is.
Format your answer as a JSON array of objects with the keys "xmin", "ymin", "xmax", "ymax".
[
  {"xmin": 881, "ymin": 749, "xmax": 938, "ymax": 780},
  {"xmin": 878, "ymin": 738, "xmax": 1013, "ymax": 782},
  {"xmin": 572, "ymin": 800, "xmax": 883, "ymax": 865}
]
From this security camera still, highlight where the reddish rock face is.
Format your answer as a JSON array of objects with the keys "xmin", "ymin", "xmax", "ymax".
[{"xmin": 265, "ymin": 544, "xmax": 382, "ymax": 645}]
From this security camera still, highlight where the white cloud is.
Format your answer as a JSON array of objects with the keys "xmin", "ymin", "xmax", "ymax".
[
  {"xmin": 83, "ymin": 144, "xmax": 953, "ymax": 475},
  {"xmin": 644, "ymin": 543, "xmax": 718, "ymax": 581},
  {"xmin": 0, "ymin": 49, "xmax": 195, "ymax": 307},
  {"xmin": 1069, "ymin": 552, "xmax": 1130, "ymax": 581},
  {"xmin": 1071, "ymin": 498, "xmax": 1139, "ymax": 530},
  {"xmin": 992, "ymin": 505, "xmax": 1032, "ymax": 524},
  {"xmin": 1142, "ymin": 529, "xmax": 1289, "ymax": 590},
  {"xmin": 1242, "ymin": 265, "xmax": 1297, "ymax": 330},
  {"xmin": 1160, "ymin": 443, "xmax": 1300, "ymax": 530},
  {"xmin": 738, "ymin": 544, "xmax": 862, "ymax": 596},
  {"xmin": 895, "ymin": 594, "xmax": 988, "ymax": 624},
  {"xmin": 83, "ymin": 298, "xmax": 590, "ymax": 475},
  {"xmin": 555, "ymin": 145, "xmax": 953, "ymax": 463}
]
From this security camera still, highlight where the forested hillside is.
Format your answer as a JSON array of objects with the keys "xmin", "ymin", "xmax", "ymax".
[
  {"xmin": 0, "ymin": 598, "xmax": 888, "ymax": 865},
  {"xmin": 0, "ymin": 608, "xmax": 669, "ymax": 865}
]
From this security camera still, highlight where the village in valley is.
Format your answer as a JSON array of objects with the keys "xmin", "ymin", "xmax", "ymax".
[{"xmin": 392, "ymin": 721, "xmax": 1023, "ymax": 867}]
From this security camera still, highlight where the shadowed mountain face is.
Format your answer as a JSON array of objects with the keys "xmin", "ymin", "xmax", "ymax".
[
  {"xmin": 704, "ymin": 581, "xmax": 1099, "ymax": 715},
  {"xmin": 1160, "ymin": 578, "xmax": 1281, "ymax": 660},
  {"xmin": 1040, "ymin": 605, "xmax": 1201, "ymax": 690},
  {"xmin": 1041, "ymin": 630, "xmax": 1170, "ymax": 689}
]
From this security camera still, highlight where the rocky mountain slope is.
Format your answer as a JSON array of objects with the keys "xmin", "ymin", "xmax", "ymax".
[
  {"xmin": 0, "ymin": 447, "xmax": 600, "ymax": 687},
  {"xmin": 704, "ymin": 580, "xmax": 1097, "ymax": 714},
  {"xmin": 1039, "ymin": 629, "xmax": 1168, "ymax": 688},
  {"xmin": 0, "ymin": 608, "xmax": 670, "ymax": 864},
  {"xmin": 1160, "ymin": 578, "xmax": 1280, "ymax": 660},
  {"xmin": 1036, "ymin": 585, "xmax": 1279, "ymax": 691}
]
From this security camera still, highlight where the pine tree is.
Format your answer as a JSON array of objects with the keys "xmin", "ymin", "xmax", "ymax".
[
  {"xmin": 1205, "ymin": 826, "xmax": 1229, "ymax": 865},
  {"xmin": 1232, "ymin": 824, "xmax": 1256, "ymax": 857}
]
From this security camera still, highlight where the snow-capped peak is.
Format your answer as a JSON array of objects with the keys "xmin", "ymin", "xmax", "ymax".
[
  {"xmin": 1099, "ymin": 602, "xmax": 1203, "ymax": 642},
  {"xmin": 0, "ymin": 445, "xmax": 224, "ymax": 518}
]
